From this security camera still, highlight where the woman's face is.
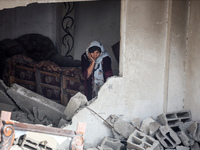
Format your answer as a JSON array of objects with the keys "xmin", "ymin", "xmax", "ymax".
[{"xmin": 90, "ymin": 50, "xmax": 100, "ymax": 60}]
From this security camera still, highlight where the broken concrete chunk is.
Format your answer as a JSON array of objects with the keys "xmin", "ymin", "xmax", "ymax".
[
  {"xmin": 7, "ymin": 84, "xmax": 66, "ymax": 126},
  {"xmin": 97, "ymin": 145, "xmax": 113, "ymax": 150},
  {"xmin": 33, "ymin": 107, "xmax": 38, "ymax": 118},
  {"xmin": 127, "ymin": 129, "xmax": 160, "ymax": 150},
  {"xmin": 100, "ymin": 136, "xmax": 124, "ymax": 150},
  {"xmin": 140, "ymin": 117, "xmax": 160, "ymax": 136},
  {"xmin": 111, "ymin": 128, "xmax": 124, "ymax": 140},
  {"xmin": 105, "ymin": 114, "xmax": 135, "ymax": 139},
  {"xmin": 0, "ymin": 90, "xmax": 16, "ymax": 105},
  {"xmin": 157, "ymin": 110, "xmax": 192, "ymax": 131},
  {"xmin": 149, "ymin": 121, "xmax": 160, "ymax": 137},
  {"xmin": 177, "ymin": 130, "xmax": 194, "ymax": 147},
  {"xmin": 64, "ymin": 92, "xmax": 88, "ymax": 120},
  {"xmin": 58, "ymin": 118, "xmax": 69, "ymax": 128},
  {"xmin": 176, "ymin": 145, "xmax": 190, "ymax": 150},
  {"xmin": 131, "ymin": 118, "xmax": 141, "ymax": 129},
  {"xmin": 156, "ymin": 125, "xmax": 181, "ymax": 149},
  {"xmin": 37, "ymin": 108, "xmax": 46, "ymax": 121},
  {"xmin": 0, "ymin": 103, "xmax": 15, "ymax": 112},
  {"xmin": 27, "ymin": 113, "xmax": 35, "ymax": 122},
  {"xmin": 187, "ymin": 121, "xmax": 200, "ymax": 142}
]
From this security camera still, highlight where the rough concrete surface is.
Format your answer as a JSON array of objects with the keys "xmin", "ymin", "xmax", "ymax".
[{"xmin": 7, "ymin": 84, "xmax": 66, "ymax": 125}]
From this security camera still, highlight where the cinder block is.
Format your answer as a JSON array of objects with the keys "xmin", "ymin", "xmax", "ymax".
[
  {"xmin": 177, "ymin": 130, "xmax": 194, "ymax": 147},
  {"xmin": 157, "ymin": 110, "xmax": 192, "ymax": 130},
  {"xmin": 127, "ymin": 129, "xmax": 160, "ymax": 150},
  {"xmin": 188, "ymin": 121, "xmax": 200, "ymax": 142},
  {"xmin": 139, "ymin": 117, "xmax": 160, "ymax": 136},
  {"xmin": 105, "ymin": 114, "xmax": 135, "ymax": 139},
  {"xmin": 64, "ymin": 92, "xmax": 88, "ymax": 120},
  {"xmin": 155, "ymin": 125, "xmax": 181, "ymax": 149},
  {"xmin": 100, "ymin": 137, "xmax": 124, "ymax": 150}
]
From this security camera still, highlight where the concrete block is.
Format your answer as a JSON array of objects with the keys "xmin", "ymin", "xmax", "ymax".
[
  {"xmin": 105, "ymin": 114, "xmax": 135, "ymax": 139},
  {"xmin": 176, "ymin": 146, "xmax": 190, "ymax": 150},
  {"xmin": 7, "ymin": 84, "xmax": 66, "ymax": 126},
  {"xmin": 131, "ymin": 118, "xmax": 141, "ymax": 129},
  {"xmin": 27, "ymin": 113, "xmax": 35, "ymax": 121},
  {"xmin": 58, "ymin": 118, "xmax": 69, "ymax": 128},
  {"xmin": 0, "ymin": 103, "xmax": 15, "ymax": 112},
  {"xmin": 149, "ymin": 121, "xmax": 160, "ymax": 137},
  {"xmin": 156, "ymin": 125, "xmax": 181, "ymax": 149},
  {"xmin": 140, "ymin": 117, "xmax": 160, "ymax": 136},
  {"xmin": 127, "ymin": 129, "xmax": 160, "ymax": 150},
  {"xmin": 177, "ymin": 121, "xmax": 194, "ymax": 146},
  {"xmin": 37, "ymin": 108, "xmax": 46, "ymax": 121},
  {"xmin": 100, "ymin": 137, "xmax": 124, "ymax": 150},
  {"xmin": 157, "ymin": 110, "xmax": 192, "ymax": 130},
  {"xmin": 64, "ymin": 92, "xmax": 88, "ymax": 120},
  {"xmin": 177, "ymin": 130, "xmax": 194, "ymax": 147},
  {"xmin": 111, "ymin": 128, "xmax": 124, "ymax": 140},
  {"xmin": 187, "ymin": 121, "xmax": 200, "ymax": 142},
  {"xmin": 97, "ymin": 145, "xmax": 113, "ymax": 150}
]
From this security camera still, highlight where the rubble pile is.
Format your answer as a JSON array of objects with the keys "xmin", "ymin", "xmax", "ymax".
[
  {"xmin": 87, "ymin": 110, "xmax": 198, "ymax": 150},
  {"xmin": 0, "ymin": 80, "xmax": 69, "ymax": 127},
  {"xmin": 1, "ymin": 79, "xmax": 200, "ymax": 150}
]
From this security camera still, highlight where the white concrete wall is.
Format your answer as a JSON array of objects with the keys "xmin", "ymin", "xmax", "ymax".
[
  {"xmin": 121, "ymin": 0, "xmax": 168, "ymax": 116},
  {"xmin": 185, "ymin": 0, "xmax": 200, "ymax": 121},
  {"xmin": 167, "ymin": 0, "xmax": 189, "ymax": 112}
]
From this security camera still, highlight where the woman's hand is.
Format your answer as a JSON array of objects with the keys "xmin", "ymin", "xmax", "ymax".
[
  {"xmin": 88, "ymin": 53, "xmax": 95, "ymax": 63},
  {"xmin": 87, "ymin": 53, "xmax": 95, "ymax": 78}
]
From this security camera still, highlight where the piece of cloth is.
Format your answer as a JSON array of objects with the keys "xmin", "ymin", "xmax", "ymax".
[{"xmin": 81, "ymin": 41, "xmax": 113, "ymax": 100}]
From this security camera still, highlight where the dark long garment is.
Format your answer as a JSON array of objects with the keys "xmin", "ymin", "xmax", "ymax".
[{"xmin": 81, "ymin": 52, "xmax": 113, "ymax": 100}]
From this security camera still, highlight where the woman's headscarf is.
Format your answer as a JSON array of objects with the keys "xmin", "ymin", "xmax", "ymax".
[{"xmin": 86, "ymin": 41, "xmax": 110, "ymax": 97}]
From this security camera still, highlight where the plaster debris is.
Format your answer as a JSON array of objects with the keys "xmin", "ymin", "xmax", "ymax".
[
  {"xmin": 7, "ymin": 83, "xmax": 66, "ymax": 127},
  {"xmin": 64, "ymin": 92, "xmax": 88, "ymax": 120},
  {"xmin": 105, "ymin": 114, "xmax": 135, "ymax": 139},
  {"xmin": 0, "ymin": 83, "xmax": 199, "ymax": 150},
  {"xmin": 98, "ymin": 136, "xmax": 124, "ymax": 150}
]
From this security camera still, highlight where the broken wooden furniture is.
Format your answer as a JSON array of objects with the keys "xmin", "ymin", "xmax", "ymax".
[
  {"xmin": 0, "ymin": 111, "xmax": 85, "ymax": 150},
  {"xmin": 3, "ymin": 54, "xmax": 84, "ymax": 106}
]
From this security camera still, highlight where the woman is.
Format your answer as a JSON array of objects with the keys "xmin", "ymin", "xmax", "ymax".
[{"xmin": 81, "ymin": 41, "xmax": 113, "ymax": 100}]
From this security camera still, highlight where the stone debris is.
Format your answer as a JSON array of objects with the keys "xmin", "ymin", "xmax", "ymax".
[
  {"xmin": 7, "ymin": 83, "xmax": 68, "ymax": 127},
  {"xmin": 127, "ymin": 129, "xmax": 160, "ymax": 150},
  {"xmin": 98, "ymin": 137, "xmax": 124, "ymax": 150},
  {"xmin": 105, "ymin": 114, "xmax": 135, "ymax": 139},
  {"xmin": 85, "ymin": 109, "xmax": 200, "ymax": 150},
  {"xmin": 64, "ymin": 92, "xmax": 88, "ymax": 120},
  {"xmin": 157, "ymin": 110, "xmax": 192, "ymax": 131},
  {"xmin": 0, "ymin": 81, "xmax": 200, "ymax": 149},
  {"xmin": 156, "ymin": 125, "xmax": 181, "ymax": 149}
]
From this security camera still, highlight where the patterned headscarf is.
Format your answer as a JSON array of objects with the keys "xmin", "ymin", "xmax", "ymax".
[{"xmin": 86, "ymin": 41, "xmax": 110, "ymax": 97}]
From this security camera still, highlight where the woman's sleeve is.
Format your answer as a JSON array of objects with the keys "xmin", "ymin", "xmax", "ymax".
[
  {"xmin": 102, "ymin": 56, "xmax": 113, "ymax": 80},
  {"xmin": 81, "ymin": 53, "xmax": 90, "ymax": 79}
]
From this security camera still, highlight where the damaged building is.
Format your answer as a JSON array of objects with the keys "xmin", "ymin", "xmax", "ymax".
[{"xmin": 1, "ymin": 0, "xmax": 200, "ymax": 150}]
